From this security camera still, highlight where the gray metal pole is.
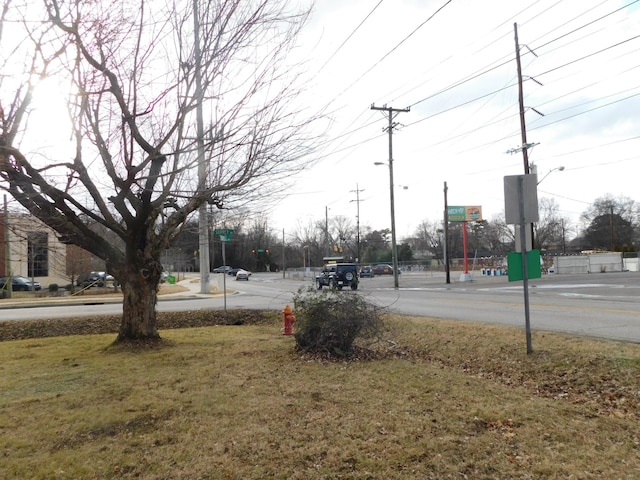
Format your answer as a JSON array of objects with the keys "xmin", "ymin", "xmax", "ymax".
[
  {"xmin": 194, "ymin": 0, "xmax": 210, "ymax": 294},
  {"xmin": 3, "ymin": 195, "xmax": 11, "ymax": 298},
  {"xmin": 518, "ymin": 176, "xmax": 533, "ymax": 354},
  {"xmin": 443, "ymin": 181, "xmax": 450, "ymax": 284},
  {"xmin": 222, "ymin": 240, "xmax": 227, "ymax": 311}
]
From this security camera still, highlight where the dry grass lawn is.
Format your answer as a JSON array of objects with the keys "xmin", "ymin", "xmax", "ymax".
[{"xmin": 1, "ymin": 313, "xmax": 639, "ymax": 479}]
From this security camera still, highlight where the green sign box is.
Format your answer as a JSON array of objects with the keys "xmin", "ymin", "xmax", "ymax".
[{"xmin": 507, "ymin": 249, "xmax": 542, "ymax": 282}]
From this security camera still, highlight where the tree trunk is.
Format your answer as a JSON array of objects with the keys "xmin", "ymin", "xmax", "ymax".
[{"xmin": 116, "ymin": 270, "xmax": 160, "ymax": 342}]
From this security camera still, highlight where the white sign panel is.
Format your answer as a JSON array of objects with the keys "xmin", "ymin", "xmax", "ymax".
[{"xmin": 504, "ymin": 174, "xmax": 539, "ymax": 225}]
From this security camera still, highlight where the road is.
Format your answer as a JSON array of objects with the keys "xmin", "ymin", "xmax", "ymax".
[{"xmin": 0, "ymin": 271, "xmax": 639, "ymax": 343}]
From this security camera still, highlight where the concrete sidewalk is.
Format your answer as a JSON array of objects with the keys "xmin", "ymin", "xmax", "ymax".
[{"xmin": 0, "ymin": 275, "xmax": 217, "ymax": 309}]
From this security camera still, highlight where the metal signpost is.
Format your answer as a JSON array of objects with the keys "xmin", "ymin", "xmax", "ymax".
[
  {"xmin": 214, "ymin": 228, "xmax": 234, "ymax": 311},
  {"xmin": 504, "ymin": 175, "xmax": 538, "ymax": 354}
]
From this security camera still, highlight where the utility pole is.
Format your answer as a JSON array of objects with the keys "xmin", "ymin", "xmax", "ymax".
[
  {"xmin": 443, "ymin": 182, "xmax": 450, "ymax": 284},
  {"xmin": 194, "ymin": 0, "xmax": 210, "ymax": 294},
  {"xmin": 371, "ymin": 104, "xmax": 410, "ymax": 289},
  {"xmin": 350, "ymin": 184, "xmax": 365, "ymax": 264},
  {"xmin": 514, "ymin": 22, "xmax": 530, "ymax": 176},
  {"xmin": 514, "ymin": 22, "xmax": 542, "ymax": 251},
  {"xmin": 325, "ymin": 206, "xmax": 330, "ymax": 256}
]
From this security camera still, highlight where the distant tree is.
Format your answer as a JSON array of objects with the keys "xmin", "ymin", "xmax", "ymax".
[
  {"xmin": 397, "ymin": 243, "xmax": 413, "ymax": 262},
  {"xmin": 409, "ymin": 220, "xmax": 442, "ymax": 259},
  {"xmin": 246, "ymin": 219, "xmax": 279, "ymax": 272},
  {"xmin": 467, "ymin": 220, "xmax": 489, "ymax": 256},
  {"xmin": 482, "ymin": 214, "xmax": 513, "ymax": 256},
  {"xmin": 584, "ymin": 214, "xmax": 634, "ymax": 251},
  {"xmin": 327, "ymin": 215, "xmax": 356, "ymax": 260},
  {"xmin": 535, "ymin": 198, "xmax": 568, "ymax": 251},
  {"xmin": 361, "ymin": 229, "xmax": 390, "ymax": 263},
  {"xmin": 291, "ymin": 219, "xmax": 324, "ymax": 267},
  {"xmin": 581, "ymin": 195, "xmax": 638, "ymax": 251},
  {"xmin": 446, "ymin": 223, "xmax": 464, "ymax": 258}
]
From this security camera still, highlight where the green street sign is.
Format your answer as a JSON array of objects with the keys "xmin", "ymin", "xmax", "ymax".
[
  {"xmin": 507, "ymin": 249, "xmax": 542, "ymax": 282},
  {"xmin": 214, "ymin": 228, "xmax": 234, "ymax": 242}
]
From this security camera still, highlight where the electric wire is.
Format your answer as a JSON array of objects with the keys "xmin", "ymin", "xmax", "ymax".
[{"xmin": 313, "ymin": 0, "xmax": 385, "ymax": 77}]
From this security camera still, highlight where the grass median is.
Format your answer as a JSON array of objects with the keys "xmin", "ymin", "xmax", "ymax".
[{"xmin": 1, "ymin": 312, "xmax": 639, "ymax": 479}]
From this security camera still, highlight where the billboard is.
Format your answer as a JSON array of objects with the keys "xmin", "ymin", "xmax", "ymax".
[{"xmin": 447, "ymin": 205, "xmax": 482, "ymax": 222}]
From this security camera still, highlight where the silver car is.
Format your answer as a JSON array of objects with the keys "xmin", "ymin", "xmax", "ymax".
[{"xmin": 235, "ymin": 269, "xmax": 251, "ymax": 281}]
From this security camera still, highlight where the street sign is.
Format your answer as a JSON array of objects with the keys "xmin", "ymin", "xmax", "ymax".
[
  {"xmin": 504, "ymin": 174, "xmax": 538, "ymax": 224},
  {"xmin": 214, "ymin": 228, "xmax": 234, "ymax": 242},
  {"xmin": 507, "ymin": 250, "xmax": 542, "ymax": 282}
]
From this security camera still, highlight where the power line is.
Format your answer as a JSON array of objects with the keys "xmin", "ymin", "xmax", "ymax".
[
  {"xmin": 314, "ymin": 0, "xmax": 385, "ymax": 77},
  {"xmin": 318, "ymin": 0, "xmax": 455, "ymax": 110},
  {"xmin": 313, "ymin": 1, "xmax": 639, "ymax": 172}
]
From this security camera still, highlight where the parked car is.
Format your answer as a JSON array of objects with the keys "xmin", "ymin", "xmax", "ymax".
[
  {"xmin": 316, "ymin": 263, "xmax": 359, "ymax": 290},
  {"xmin": 359, "ymin": 265, "xmax": 374, "ymax": 278},
  {"xmin": 0, "ymin": 275, "xmax": 42, "ymax": 291},
  {"xmin": 76, "ymin": 271, "xmax": 115, "ymax": 287},
  {"xmin": 213, "ymin": 266, "xmax": 233, "ymax": 274},
  {"xmin": 372, "ymin": 264, "xmax": 399, "ymax": 275},
  {"xmin": 235, "ymin": 269, "xmax": 251, "ymax": 281}
]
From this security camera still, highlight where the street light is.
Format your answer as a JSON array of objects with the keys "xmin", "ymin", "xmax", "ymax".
[
  {"xmin": 537, "ymin": 165, "xmax": 565, "ymax": 185},
  {"xmin": 530, "ymin": 163, "xmax": 565, "ymax": 249},
  {"xmin": 374, "ymin": 161, "xmax": 399, "ymax": 288}
]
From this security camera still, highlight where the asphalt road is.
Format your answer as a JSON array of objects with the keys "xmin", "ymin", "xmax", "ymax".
[{"xmin": 1, "ymin": 271, "xmax": 639, "ymax": 344}]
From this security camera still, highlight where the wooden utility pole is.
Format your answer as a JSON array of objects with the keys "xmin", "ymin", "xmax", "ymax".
[
  {"xmin": 514, "ymin": 22, "xmax": 540, "ymax": 250},
  {"xmin": 371, "ymin": 104, "xmax": 410, "ymax": 289},
  {"xmin": 350, "ymin": 184, "xmax": 365, "ymax": 264},
  {"xmin": 514, "ymin": 23, "xmax": 530, "ymax": 176}
]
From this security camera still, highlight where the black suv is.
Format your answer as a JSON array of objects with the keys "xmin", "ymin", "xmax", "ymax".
[{"xmin": 316, "ymin": 263, "xmax": 359, "ymax": 290}]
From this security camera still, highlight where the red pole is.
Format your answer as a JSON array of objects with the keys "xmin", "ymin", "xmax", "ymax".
[{"xmin": 462, "ymin": 221, "xmax": 469, "ymax": 274}]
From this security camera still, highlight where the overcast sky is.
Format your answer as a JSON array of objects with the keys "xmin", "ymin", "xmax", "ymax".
[{"xmin": 269, "ymin": 0, "xmax": 640, "ymax": 239}]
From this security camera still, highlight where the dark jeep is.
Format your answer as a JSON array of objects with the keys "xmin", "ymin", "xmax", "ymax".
[{"xmin": 316, "ymin": 263, "xmax": 359, "ymax": 290}]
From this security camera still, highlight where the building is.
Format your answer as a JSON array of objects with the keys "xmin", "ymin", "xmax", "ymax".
[{"xmin": 0, "ymin": 212, "xmax": 104, "ymax": 289}]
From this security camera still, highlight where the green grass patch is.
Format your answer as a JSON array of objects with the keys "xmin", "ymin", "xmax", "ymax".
[{"xmin": 1, "ymin": 314, "xmax": 639, "ymax": 479}]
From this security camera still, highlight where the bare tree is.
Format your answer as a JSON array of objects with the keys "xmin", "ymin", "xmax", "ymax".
[
  {"xmin": 291, "ymin": 218, "xmax": 324, "ymax": 267},
  {"xmin": 329, "ymin": 215, "xmax": 355, "ymax": 259},
  {"xmin": 0, "ymin": 0, "xmax": 318, "ymax": 342},
  {"xmin": 409, "ymin": 220, "xmax": 442, "ymax": 259},
  {"xmin": 482, "ymin": 214, "xmax": 513, "ymax": 256},
  {"xmin": 534, "ymin": 198, "xmax": 568, "ymax": 251}
]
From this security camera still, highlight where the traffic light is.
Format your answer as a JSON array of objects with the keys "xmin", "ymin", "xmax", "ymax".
[
  {"xmin": 251, "ymin": 249, "xmax": 256, "ymax": 255},
  {"xmin": 266, "ymin": 248, "xmax": 270, "ymax": 255}
]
